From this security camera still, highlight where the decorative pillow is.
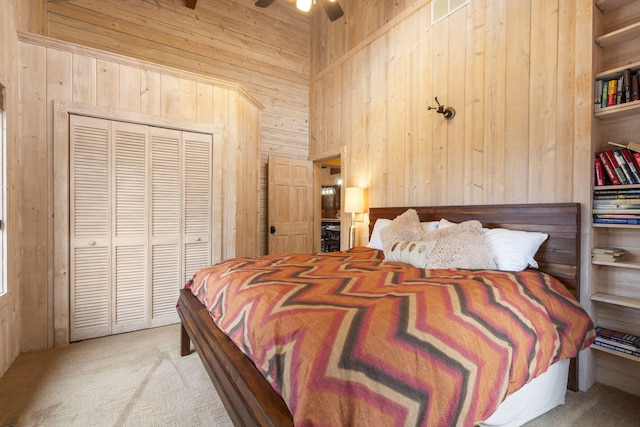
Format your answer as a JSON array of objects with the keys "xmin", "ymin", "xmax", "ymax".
[
  {"xmin": 368, "ymin": 218, "xmax": 439, "ymax": 251},
  {"xmin": 367, "ymin": 218, "xmax": 392, "ymax": 250},
  {"xmin": 379, "ymin": 209, "xmax": 424, "ymax": 253},
  {"xmin": 421, "ymin": 220, "xmax": 496, "ymax": 269},
  {"xmin": 384, "ymin": 240, "xmax": 437, "ymax": 268},
  {"xmin": 482, "ymin": 228, "xmax": 548, "ymax": 271},
  {"xmin": 437, "ymin": 218, "xmax": 548, "ymax": 271}
]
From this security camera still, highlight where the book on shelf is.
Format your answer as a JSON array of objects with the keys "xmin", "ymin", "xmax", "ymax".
[
  {"xmin": 606, "ymin": 150, "xmax": 629, "ymax": 184},
  {"xmin": 593, "ymin": 339, "xmax": 640, "ymax": 358},
  {"xmin": 593, "ymin": 198, "xmax": 640, "ymax": 206},
  {"xmin": 623, "ymin": 69, "xmax": 632, "ymax": 103},
  {"xmin": 607, "ymin": 79, "xmax": 617, "ymax": 106},
  {"xmin": 613, "ymin": 150, "xmax": 637, "ymax": 184},
  {"xmin": 594, "ymin": 187, "xmax": 640, "ymax": 198},
  {"xmin": 593, "ymin": 217, "xmax": 640, "ymax": 225},
  {"xmin": 595, "ymin": 79, "xmax": 603, "ymax": 105},
  {"xmin": 620, "ymin": 149, "xmax": 640, "ymax": 183},
  {"xmin": 591, "ymin": 246, "xmax": 625, "ymax": 262},
  {"xmin": 601, "ymin": 82, "xmax": 608, "ymax": 108},
  {"xmin": 591, "ymin": 247, "xmax": 626, "ymax": 255},
  {"xmin": 596, "ymin": 327, "xmax": 640, "ymax": 347},
  {"xmin": 592, "ymin": 208, "xmax": 640, "ymax": 214},
  {"xmin": 592, "ymin": 254, "xmax": 624, "ymax": 262},
  {"xmin": 596, "ymin": 151, "xmax": 622, "ymax": 185},
  {"xmin": 594, "ymin": 212, "xmax": 640, "ymax": 218},
  {"xmin": 608, "ymin": 141, "xmax": 640, "ymax": 153},
  {"xmin": 632, "ymin": 73, "xmax": 639, "ymax": 101},
  {"xmin": 616, "ymin": 75, "xmax": 624, "ymax": 105},
  {"xmin": 595, "ymin": 157, "xmax": 605, "ymax": 186}
]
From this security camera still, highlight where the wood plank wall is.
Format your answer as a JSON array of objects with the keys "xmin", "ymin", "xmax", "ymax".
[
  {"xmin": 311, "ymin": 0, "xmax": 593, "ymax": 207},
  {"xmin": 17, "ymin": 33, "xmax": 261, "ymax": 351},
  {"xmin": 44, "ymin": 0, "xmax": 311, "ymax": 255},
  {"xmin": 309, "ymin": 0, "xmax": 593, "ymax": 247},
  {"xmin": 0, "ymin": 0, "xmax": 46, "ymax": 377}
]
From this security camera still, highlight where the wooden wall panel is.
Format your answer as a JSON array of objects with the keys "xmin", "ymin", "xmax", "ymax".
[
  {"xmin": 310, "ymin": 0, "xmax": 592, "ymax": 210},
  {"xmin": 0, "ymin": 0, "xmax": 46, "ymax": 373},
  {"xmin": 0, "ymin": 0, "xmax": 27, "ymax": 377}
]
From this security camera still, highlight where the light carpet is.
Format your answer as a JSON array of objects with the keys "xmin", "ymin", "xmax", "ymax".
[
  {"xmin": 0, "ymin": 324, "xmax": 232, "ymax": 427},
  {"xmin": 1, "ymin": 324, "xmax": 639, "ymax": 426}
]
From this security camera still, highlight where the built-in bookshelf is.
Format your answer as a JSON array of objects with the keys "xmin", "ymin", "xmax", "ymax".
[
  {"xmin": 591, "ymin": 0, "xmax": 640, "ymax": 395},
  {"xmin": 593, "ymin": 0, "xmax": 640, "ymax": 120}
]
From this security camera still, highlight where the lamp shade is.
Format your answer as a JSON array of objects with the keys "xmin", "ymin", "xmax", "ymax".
[
  {"xmin": 344, "ymin": 187, "xmax": 364, "ymax": 213},
  {"xmin": 296, "ymin": 0, "xmax": 312, "ymax": 12}
]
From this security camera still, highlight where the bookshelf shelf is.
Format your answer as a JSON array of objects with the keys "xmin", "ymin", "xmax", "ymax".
[
  {"xmin": 591, "ymin": 344, "xmax": 640, "ymax": 363},
  {"xmin": 595, "ymin": 61, "xmax": 640, "ymax": 82},
  {"xmin": 592, "ymin": 260, "xmax": 640, "ymax": 269},
  {"xmin": 595, "ymin": 21, "xmax": 640, "ymax": 48},
  {"xmin": 594, "ymin": 100, "xmax": 640, "ymax": 120},
  {"xmin": 591, "ymin": 292, "xmax": 640, "ymax": 310},
  {"xmin": 595, "ymin": 0, "xmax": 633, "ymax": 14}
]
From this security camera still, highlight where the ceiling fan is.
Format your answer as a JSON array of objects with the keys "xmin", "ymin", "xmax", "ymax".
[{"xmin": 255, "ymin": 0, "xmax": 344, "ymax": 22}]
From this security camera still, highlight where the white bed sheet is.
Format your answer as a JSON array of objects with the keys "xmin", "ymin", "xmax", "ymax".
[{"xmin": 480, "ymin": 358, "xmax": 570, "ymax": 427}]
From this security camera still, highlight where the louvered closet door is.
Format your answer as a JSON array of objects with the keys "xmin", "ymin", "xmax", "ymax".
[
  {"xmin": 148, "ymin": 129, "xmax": 212, "ymax": 327},
  {"xmin": 70, "ymin": 115, "xmax": 111, "ymax": 341},
  {"xmin": 183, "ymin": 132, "xmax": 212, "ymax": 283},
  {"xmin": 70, "ymin": 117, "xmax": 213, "ymax": 339},
  {"xmin": 111, "ymin": 121, "xmax": 149, "ymax": 334}
]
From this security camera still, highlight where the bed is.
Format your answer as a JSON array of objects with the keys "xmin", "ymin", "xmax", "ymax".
[{"xmin": 177, "ymin": 203, "xmax": 594, "ymax": 427}]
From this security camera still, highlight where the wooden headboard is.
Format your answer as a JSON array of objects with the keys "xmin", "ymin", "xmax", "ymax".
[{"xmin": 369, "ymin": 203, "xmax": 581, "ymax": 297}]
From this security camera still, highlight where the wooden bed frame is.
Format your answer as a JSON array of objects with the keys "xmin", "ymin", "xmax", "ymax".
[{"xmin": 177, "ymin": 203, "xmax": 581, "ymax": 427}]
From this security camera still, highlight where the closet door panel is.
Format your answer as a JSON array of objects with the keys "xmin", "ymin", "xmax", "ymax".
[
  {"xmin": 183, "ymin": 131, "xmax": 212, "ymax": 282},
  {"xmin": 149, "ymin": 127, "xmax": 181, "ymax": 326},
  {"xmin": 111, "ymin": 122, "xmax": 148, "ymax": 333},
  {"xmin": 112, "ymin": 245, "xmax": 147, "ymax": 333},
  {"xmin": 70, "ymin": 115, "xmax": 111, "ymax": 341}
]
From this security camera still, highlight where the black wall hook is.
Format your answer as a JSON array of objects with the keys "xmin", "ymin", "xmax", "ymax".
[{"xmin": 427, "ymin": 97, "xmax": 456, "ymax": 119}]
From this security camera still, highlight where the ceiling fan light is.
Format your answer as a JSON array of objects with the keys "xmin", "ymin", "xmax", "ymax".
[{"xmin": 296, "ymin": 0, "xmax": 312, "ymax": 12}]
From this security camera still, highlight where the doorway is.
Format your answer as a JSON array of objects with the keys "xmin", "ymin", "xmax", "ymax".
[{"xmin": 318, "ymin": 157, "xmax": 342, "ymax": 252}]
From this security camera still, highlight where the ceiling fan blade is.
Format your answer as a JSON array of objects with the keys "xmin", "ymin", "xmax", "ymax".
[
  {"xmin": 255, "ymin": 0, "xmax": 277, "ymax": 7},
  {"xmin": 321, "ymin": 0, "xmax": 344, "ymax": 21}
]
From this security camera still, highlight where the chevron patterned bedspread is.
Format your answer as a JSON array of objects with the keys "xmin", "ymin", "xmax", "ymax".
[{"xmin": 187, "ymin": 247, "xmax": 595, "ymax": 427}]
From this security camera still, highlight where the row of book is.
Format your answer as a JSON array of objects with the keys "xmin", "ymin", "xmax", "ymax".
[
  {"xmin": 594, "ymin": 143, "xmax": 640, "ymax": 186},
  {"xmin": 595, "ymin": 69, "xmax": 640, "ymax": 108},
  {"xmin": 593, "ymin": 186, "xmax": 640, "ymax": 225},
  {"xmin": 591, "ymin": 246, "xmax": 626, "ymax": 263},
  {"xmin": 593, "ymin": 326, "xmax": 640, "ymax": 358}
]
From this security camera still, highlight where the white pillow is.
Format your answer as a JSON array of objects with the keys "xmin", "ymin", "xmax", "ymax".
[
  {"xmin": 384, "ymin": 240, "xmax": 437, "ymax": 268},
  {"xmin": 367, "ymin": 218, "xmax": 392, "ymax": 250},
  {"xmin": 421, "ymin": 221, "xmax": 440, "ymax": 233},
  {"xmin": 437, "ymin": 218, "xmax": 456, "ymax": 229},
  {"xmin": 483, "ymin": 228, "xmax": 548, "ymax": 271}
]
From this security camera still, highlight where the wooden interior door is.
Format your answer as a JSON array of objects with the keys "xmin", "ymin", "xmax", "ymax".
[{"xmin": 268, "ymin": 156, "xmax": 314, "ymax": 254}]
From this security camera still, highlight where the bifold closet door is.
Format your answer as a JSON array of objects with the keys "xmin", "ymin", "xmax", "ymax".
[
  {"xmin": 148, "ymin": 128, "xmax": 213, "ymax": 328},
  {"xmin": 70, "ymin": 115, "xmax": 213, "ymax": 341},
  {"xmin": 70, "ymin": 115, "xmax": 111, "ymax": 341}
]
